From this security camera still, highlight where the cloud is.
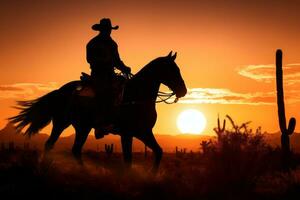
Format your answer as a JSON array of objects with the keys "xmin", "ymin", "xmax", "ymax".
[
  {"xmin": 237, "ymin": 63, "xmax": 300, "ymax": 85},
  {"xmin": 175, "ymin": 88, "xmax": 300, "ymax": 105},
  {"xmin": 0, "ymin": 82, "xmax": 58, "ymax": 100},
  {"xmin": 176, "ymin": 88, "xmax": 275, "ymax": 105}
]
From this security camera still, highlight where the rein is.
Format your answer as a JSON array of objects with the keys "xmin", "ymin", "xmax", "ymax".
[
  {"xmin": 122, "ymin": 72, "xmax": 179, "ymax": 105},
  {"xmin": 156, "ymin": 91, "xmax": 178, "ymax": 104}
]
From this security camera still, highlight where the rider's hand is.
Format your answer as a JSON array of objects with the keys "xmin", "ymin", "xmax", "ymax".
[{"xmin": 123, "ymin": 66, "xmax": 131, "ymax": 74}]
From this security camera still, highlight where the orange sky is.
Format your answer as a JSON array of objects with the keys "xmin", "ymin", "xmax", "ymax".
[{"xmin": 1, "ymin": 0, "xmax": 300, "ymax": 136}]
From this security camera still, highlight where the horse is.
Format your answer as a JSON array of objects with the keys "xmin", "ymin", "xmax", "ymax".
[{"xmin": 9, "ymin": 51, "xmax": 187, "ymax": 172}]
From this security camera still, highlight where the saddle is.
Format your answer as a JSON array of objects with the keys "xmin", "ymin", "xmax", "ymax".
[{"xmin": 77, "ymin": 72, "xmax": 127, "ymax": 106}]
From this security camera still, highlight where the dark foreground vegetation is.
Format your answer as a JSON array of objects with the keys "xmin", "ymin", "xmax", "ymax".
[{"xmin": 1, "ymin": 125, "xmax": 300, "ymax": 200}]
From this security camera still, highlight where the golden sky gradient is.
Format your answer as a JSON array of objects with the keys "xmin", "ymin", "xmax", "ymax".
[{"xmin": 1, "ymin": 0, "xmax": 300, "ymax": 136}]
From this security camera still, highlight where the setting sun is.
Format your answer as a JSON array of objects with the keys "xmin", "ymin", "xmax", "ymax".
[{"xmin": 177, "ymin": 109, "xmax": 207, "ymax": 135}]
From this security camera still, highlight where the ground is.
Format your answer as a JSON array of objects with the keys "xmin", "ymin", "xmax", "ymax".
[{"xmin": 0, "ymin": 148, "xmax": 300, "ymax": 200}]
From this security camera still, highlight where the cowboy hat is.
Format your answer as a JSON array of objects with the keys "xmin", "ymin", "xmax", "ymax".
[{"xmin": 92, "ymin": 18, "xmax": 119, "ymax": 31}]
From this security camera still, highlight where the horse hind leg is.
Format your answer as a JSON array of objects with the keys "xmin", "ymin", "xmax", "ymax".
[
  {"xmin": 72, "ymin": 125, "xmax": 91, "ymax": 165},
  {"xmin": 44, "ymin": 122, "xmax": 68, "ymax": 153},
  {"xmin": 43, "ymin": 122, "xmax": 68, "ymax": 163}
]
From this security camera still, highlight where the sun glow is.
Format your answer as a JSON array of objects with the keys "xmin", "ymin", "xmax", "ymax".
[{"xmin": 177, "ymin": 109, "xmax": 207, "ymax": 135}]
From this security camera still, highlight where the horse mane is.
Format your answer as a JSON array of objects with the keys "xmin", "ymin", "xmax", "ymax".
[{"xmin": 131, "ymin": 56, "xmax": 165, "ymax": 80}]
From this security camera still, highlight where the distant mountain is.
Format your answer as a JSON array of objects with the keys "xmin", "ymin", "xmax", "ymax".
[
  {"xmin": 0, "ymin": 123, "xmax": 299, "ymax": 152},
  {"xmin": 0, "ymin": 123, "xmax": 49, "ymax": 149},
  {"xmin": 0, "ymin": 123, "xmax": 215, "ymax": 152},
  {"xmin": 263, "ymin": 131, "xmax": 300, "ymax": 152}
]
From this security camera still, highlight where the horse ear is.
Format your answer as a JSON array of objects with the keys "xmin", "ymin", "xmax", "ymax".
[
  {"xmin": 171, "ymin": 52, "xmax": 177, "ymax": 60},
  {"xmin": 167, "ymin": 51, "xmax": 173, "ymax": 58}
]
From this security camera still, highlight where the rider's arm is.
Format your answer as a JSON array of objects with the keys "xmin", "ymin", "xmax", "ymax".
[{"xmin": 112, "ymin": 43, "xmax": 130, "ymax": 73}]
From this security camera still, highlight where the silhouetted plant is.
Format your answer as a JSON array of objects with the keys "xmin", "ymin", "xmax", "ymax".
[
  {"xmin": 226, "ymin": 114, "xmax": 239, "ymax": 133},
  {"xmin": 175, "ymin": 146, "xmax": 179, "ymax": 157},
  {"xmin": 225, "ymin": 114, "xmax": 251, "ymax": 134},
  {"xmin": 175, "ymin": 146, "xmax": 186, "ymax": 157},
  {"xmin": 202, "ymin": 115, "xmax": 280, "ymax": 192},
  {"xmin": 256, "ymin": 126, "xmax": 262, "ymax": 134},
  {"xmin": 105, "ymin": 144, "xmax": 114, "ymax": 157},
  {"xmin": 200, "ymin": 140, "xmax": 212, "ymax": 154},
  {"xmin": 189, "ymin": 150, "xmax": 194, "ymax": 157},
  {"xmin": 213, "ymin": 114, "xmax": 226, "ymax": 140},
  {"xmin": 276, "ymin": 49, "xmax": 296, "ymax": 170}
]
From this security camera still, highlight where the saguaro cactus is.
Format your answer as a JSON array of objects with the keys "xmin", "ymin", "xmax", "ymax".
[
  {"xmin": 200, "ymin": 140, "xmax": 211, "ymax": 154},
  {"xmin": 214, "ymin": 114, "xmax": 226, "ymax": 140},
  {"xmin": 105, "ymin": 144, "xmax": 114, "ymax": 157},
  {"xmin": 175, "ymin": 146, "xmax": 186, "ymax": 157},
  {"xmin": 175, "ymin": 146, "xmax": 179, "ymax": 157},
  {"xmin": 276, "ymin": 49, "xmax": 296, "ymax": 169}
]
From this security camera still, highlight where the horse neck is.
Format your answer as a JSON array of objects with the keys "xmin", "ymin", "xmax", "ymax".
[{"xmin": 126, "ymin": 66, "xmax": 161, "ymax": 102}]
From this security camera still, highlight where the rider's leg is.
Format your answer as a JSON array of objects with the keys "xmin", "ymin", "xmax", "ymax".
[
  {"xmin": 93, "ymin": 74, "xmax": 115, "ymax": 138},
  {"xmin": 102, "ymin": 83, "xmax": 114, "ymax": 124},
  {"xmin": 91, "ymin": 73, "xmax": 105, "ymax": 139}
]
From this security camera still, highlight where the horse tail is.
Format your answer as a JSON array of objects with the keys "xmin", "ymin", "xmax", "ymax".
[{"xmin": 9, "ymin": 90, "xmax": 60, "ymax": 136}]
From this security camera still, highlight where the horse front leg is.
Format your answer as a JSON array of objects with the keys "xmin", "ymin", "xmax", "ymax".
[
  {"xmin": 137, "ymin": 130, "xmax": 163, "ymax": 174},
  {"xmin": 121, "ymin": 135, "xmax": 133, "ymax": 169}
]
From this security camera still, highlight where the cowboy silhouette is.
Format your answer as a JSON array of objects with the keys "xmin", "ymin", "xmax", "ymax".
[{"xmin": 87, "ymin": 18, "xmax": 131, "ymax": 138}]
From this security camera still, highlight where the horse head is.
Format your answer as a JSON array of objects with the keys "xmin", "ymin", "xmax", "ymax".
[{"xmin": 156, "ymin": 51, "xmax": 187, "ymax": 98}]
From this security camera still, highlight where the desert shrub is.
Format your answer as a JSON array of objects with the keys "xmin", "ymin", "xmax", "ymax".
[{"xmin": 200, "ymin": 115, "xmax": 282, "ymax": 194}]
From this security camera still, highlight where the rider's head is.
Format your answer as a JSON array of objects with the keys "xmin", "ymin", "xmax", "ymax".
[{"xmin": 92, "ymin": 18, "xmax": 119, "ymax": 37}]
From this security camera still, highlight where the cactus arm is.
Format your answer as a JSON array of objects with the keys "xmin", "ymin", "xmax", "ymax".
[
  {"xmin": 217, "ymin": 114, "xmax": 220, "ymax": 130},
  {"xmin": 287, "ymin": 117, "xmax": 296, "ymax": 135},
  {"xmin": 105, "ymin": 144, "xmax": 114, "ymax": 155},
  {"xmin": 226, "ymin": 115, "xmax": 235, "ymax": 129},
  {"xmin": 222, "ymin": 119, "xmax": 226, "ymax": 132}
]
